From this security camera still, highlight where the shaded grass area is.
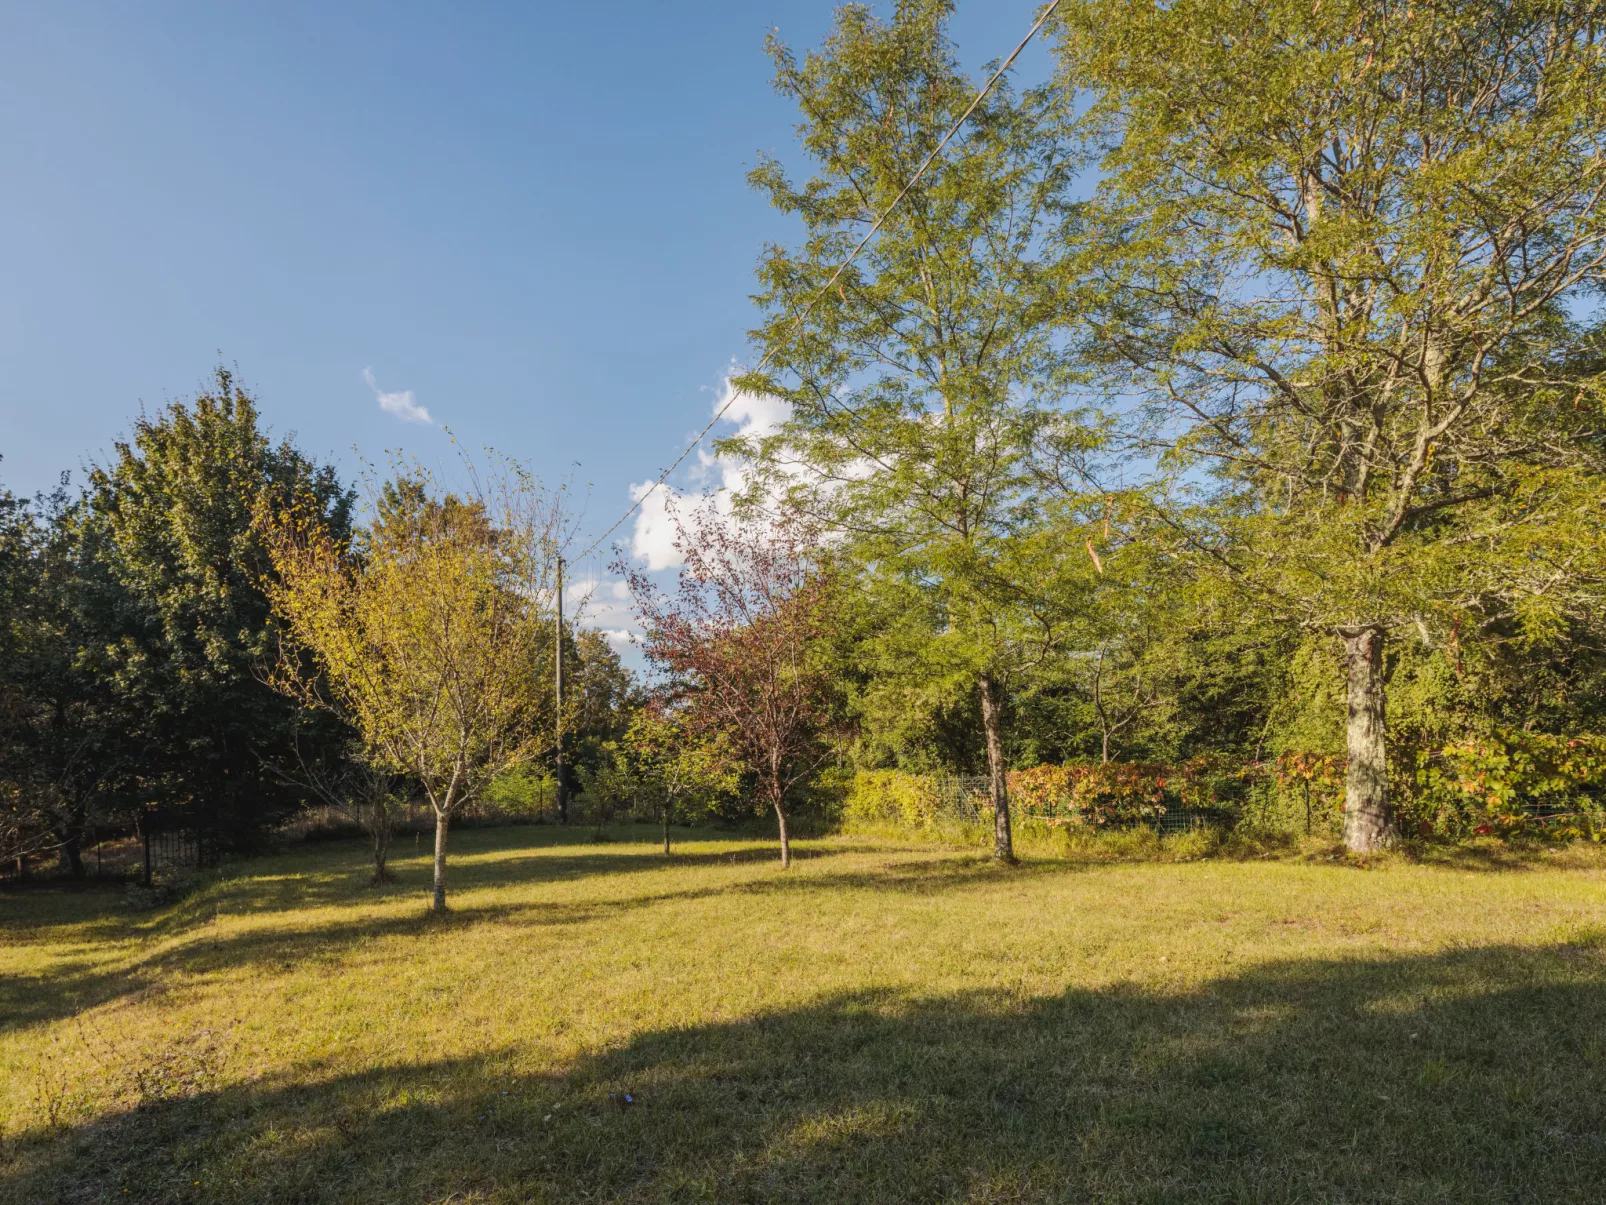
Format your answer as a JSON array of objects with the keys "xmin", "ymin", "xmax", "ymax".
[{"xmin": 4, "ymin": 825, "xmax": 1606, "ymax": 1203}]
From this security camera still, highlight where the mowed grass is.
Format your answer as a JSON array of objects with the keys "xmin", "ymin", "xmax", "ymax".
[{"xmin": 4, "ymin": 828, "xmax": 1606, "ymax": 1203}]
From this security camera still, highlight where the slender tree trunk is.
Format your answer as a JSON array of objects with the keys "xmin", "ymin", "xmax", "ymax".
[
  {"xmin": 431, "ymin": 809, "xmax": 450, "ymax": 911},
  {"xmin": 774, "ymin": 801, "xmax": 791, "ymax": 869},
  {"xmin": 978, "ymin": 673, "xmax": 1014, "ymax": 862},
  {"xmin": 370, "ymin": 813, "xmax": 393, "ymax": 885},
  {"xmin": 1340, "ymin": 625, "xmax": 1392, "ymax": 852},
  {"xmin": 768, "ymin": 765, "xmax": 793, "ymax": 868},
  {"xmin": 662, "ymin": 798, "xmax": 672, "ymax": 856},
  {"xmin": 60, "ymin": 826, "xmax": 85, "ymax": 878}
]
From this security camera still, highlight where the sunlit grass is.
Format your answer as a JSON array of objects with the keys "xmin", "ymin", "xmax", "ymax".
[{"xmin": 4, "ymin": 825, "xmax": 1606, "ymax": 1202}]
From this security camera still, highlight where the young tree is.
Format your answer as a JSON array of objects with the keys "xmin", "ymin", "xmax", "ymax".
[
  {"xmin": 263, "ymin": 463, "xmax": 563, "ymax": 910},
  {"xmin": 735, "ymin": 0, "xmax": 1094, "ymax": 860},
  {"xmin": 625, "ymin": 699, "xmax": 737, "ymax": 855},
  {"xmin": 271, "ymin": 722, "xmax": 405, "ymax": 885},
  {"xmin": 1056, "ymin": 0, "xmax": 1606, "ymax": 849},
  {"xmin": 625, "ymin": 507, "xmax": 838, "ymax": 869}
]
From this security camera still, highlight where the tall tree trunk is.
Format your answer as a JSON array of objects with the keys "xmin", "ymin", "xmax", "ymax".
[
  {"xmin": 978, "ymin": 673, "xmax": 1014, "ymax": 862},
  {"xmin": 431, "ymin": 809, "xmax": 450, "ymax": 911},
  {"xmin": 662, "ymin": 798, "xmax": 672, "ymax": 856},
  {"xmin": 1341, "ymin": 625, "xmax": 1392, "ymax": 852}
]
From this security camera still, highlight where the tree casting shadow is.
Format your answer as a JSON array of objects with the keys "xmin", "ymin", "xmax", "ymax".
[{"xmin": 7, "ymin": 939, "xmax": 1606, "ymax": 1203}]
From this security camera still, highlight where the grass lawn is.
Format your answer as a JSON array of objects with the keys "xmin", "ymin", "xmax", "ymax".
[{"xmin": 4, "ymin": 826, "xmax": 1606, "ymax": 1203}]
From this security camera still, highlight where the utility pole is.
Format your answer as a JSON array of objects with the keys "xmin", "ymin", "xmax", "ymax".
[{"xmin": 555, "ymin": 555, "xmax": 567, "ymax": 824}]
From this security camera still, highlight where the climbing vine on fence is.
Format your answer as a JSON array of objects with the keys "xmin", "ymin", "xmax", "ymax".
[{"xmin": 844, "ymin": 734, "xmax": 1606, "ymax": 840}]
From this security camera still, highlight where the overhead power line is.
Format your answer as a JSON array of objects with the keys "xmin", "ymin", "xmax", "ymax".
[{"xmin": 574, "ymin": 0, "xmax": 1062, "ymax": 563}]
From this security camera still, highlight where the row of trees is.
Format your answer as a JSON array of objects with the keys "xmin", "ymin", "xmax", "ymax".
[
  {"xmin": 6, "ymin": 0, "xmax": 1604, "ymax": 883},
  {"xmin": 0, "ymin": 377, "xmax": 637, "ymax": 899},
  {"xmin": 0, "ymin": 376, "xmax": 354, "ymax": 873},
  {"xmin": 700, "ymin": 0, "xmax": 1606, "ymax": 856}
]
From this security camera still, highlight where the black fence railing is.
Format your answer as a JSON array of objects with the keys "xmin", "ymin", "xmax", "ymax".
[{"xmin": 0, "ymin": 812, "xmax": 219, "ymax": 886}]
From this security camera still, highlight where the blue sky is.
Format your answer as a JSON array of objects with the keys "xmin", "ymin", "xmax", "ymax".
[{"xmin": 0, "ymin": 0, "xmax": 1053, "ymax": 632}]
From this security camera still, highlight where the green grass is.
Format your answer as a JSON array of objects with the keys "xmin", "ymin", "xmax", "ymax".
[{"xmin": 4, "ymin": 826, "xmax": 1606, "ymax": 1203}]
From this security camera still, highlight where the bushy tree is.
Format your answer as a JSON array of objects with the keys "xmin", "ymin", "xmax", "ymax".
[
  {"xmin": 737, "ymin": 0, "xmax": 1099, "ymax": 859},
  {"xmin": 0, "ymin": 481, "xmax": 124, "ymax": 875},
  {"xmin": 563, "ymin": 627, "xmax": 640, "ymax": 802},
  {"xmin": 620, "ymin": 700, "xmax": 738, "ymax": 855},
  {"xmin": 263, "ymin": 461, "xmax": 563, "ymax": 911},
  {"xmin": 626, "ymin": 507, "xmax": 839, "ymax": 868},
  {"xmin": 1056, "ymin": 0, "xmax": 1606, "ymax": 848}
]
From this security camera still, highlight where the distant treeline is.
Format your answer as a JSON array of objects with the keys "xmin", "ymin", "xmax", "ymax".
[
  {"xmin": 8, "ymin": 0, "xmax": 1606, "ymax": 877},
  {"xmin": 0, "ymin": 372, "xmax": 636, "ymax": 878}
]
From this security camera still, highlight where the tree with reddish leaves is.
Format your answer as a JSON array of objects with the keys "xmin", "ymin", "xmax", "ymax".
[{"xmin": 623, "ymin": 506, "xmax": 838, "ymax": 869}]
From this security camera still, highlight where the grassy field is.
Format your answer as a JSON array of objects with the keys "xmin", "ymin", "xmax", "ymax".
[{"xmin": 4, "ymin": 827, "xmax": 1606, "ymax": 1203}]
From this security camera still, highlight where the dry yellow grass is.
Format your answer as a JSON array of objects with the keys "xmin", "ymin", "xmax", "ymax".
[{"xmin": 4, "ymin": 826, "xmax": 1606, "ymax": 1202}]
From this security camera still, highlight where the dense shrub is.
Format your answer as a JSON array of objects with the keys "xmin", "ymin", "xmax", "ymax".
[
  {"xmin": 482, "ymin": 769, "xmax": 560, "ymax": 823},
  {"xmin": 844, "ymin": 738, "xmax": 1606, "ymax": 844},
  {"xmin": 843, "ymin": 771, "xmax": 942, "ymax": 828},
  {"xmin": 1405, "ymin": 732, "xmax": 1606, "ymax": 841}
]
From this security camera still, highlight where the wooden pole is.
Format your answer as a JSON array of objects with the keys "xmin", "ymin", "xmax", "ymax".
[{"xmin": 555, "ymin": 555, "xmax": 567, "ymax": 824}]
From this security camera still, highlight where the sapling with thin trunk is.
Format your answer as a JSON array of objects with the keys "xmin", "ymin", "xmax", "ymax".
[
  {"xmin": 624, "ymin": 505, "xmax": 837, "ymax": 869},
  {"xmin": 261, "ymin": 456, "xmax": 567, "ymax": 910}
]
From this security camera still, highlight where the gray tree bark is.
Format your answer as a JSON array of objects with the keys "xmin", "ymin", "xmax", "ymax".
[
  {"xmin": 431, "ymin": 810, "xmax": 450, "ymax": 911},
  {"xmin": 773, "ymin": 801, "xmax": 792, "ymax": 869},
  {"xmin": 1340, "ymin": 625, "xmax": 1393, "ymax": 852},
  {"xmin": 978, "ymin": 673, "xmax": 1015, "ymax": 862},
  {"xmin": 369, "ymin": 817, "xmax": 393, "ymax": 886}
]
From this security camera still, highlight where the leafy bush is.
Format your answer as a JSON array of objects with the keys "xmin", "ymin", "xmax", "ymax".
[
  {"xmin": 843, "ymin": 770, "xmax": 942, "ymax": 827},
  {"xmin": 1407, "ymin": 731, "xmax": 1606, "ymax": 840},
  {"xmin": 844, "ymin": 741, "xmax": 1606, "ymax": 846},
  {"xmin": 482, "ymin": 768, "xmax": 558, "ymax": 822},
  {"xmin": 1011, "ymin": 757, "xmax": 1252, "ymax": 827},
  {"xmin": 845, "ymin": 759, "xmax": 1258, "ymax": 834}
]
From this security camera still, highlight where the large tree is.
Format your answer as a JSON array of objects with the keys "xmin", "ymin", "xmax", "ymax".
[
  {"xmin": 7, "ymin": 372, "xmax": 353, "ymax": 861},
  {"xmin": 736, "ymin": 0, "xmax": 1095, "ymax": 860},
  {"xmin": 1056, "ymin": 0, "xmax": 1606, "ymax": 849}
]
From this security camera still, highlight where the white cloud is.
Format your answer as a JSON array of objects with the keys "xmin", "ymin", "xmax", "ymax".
[
  {"xmin": 363, "ymin": 366, "xmax": 433, "ymax": 425},
  {"xmin": 629, "ymin": 478, "xmax": 685, "ymax": 571},
  {"xmin": 565, "ymin": 577, "xmax": 635, "ymax": 630},
  {"xmin": 561, "ymin": 577, "xmax": 641, "ymax": 661},
  {"xmin": 599, "ymin": 629, "xmax": 635, "ymax": 653},
  {"xmin": 628, "ymin": 368, "xmax": 792, "ymax": 570},
  {"xmin": 722, "ymin": 386, "xmax": 792, "ymax": 440}
]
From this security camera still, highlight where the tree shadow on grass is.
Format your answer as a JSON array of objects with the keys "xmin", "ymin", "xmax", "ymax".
[
  {"xmin": 8, "ymin": 939, "xmax": 1606, "ymax": 1204},
  {"xmin": 31, "ymin": 854, "xmax": 1028, "ymax": 997},
  {"xmin": 0, "ymin": 841, "xmax": 942, "ymax": 1035}
]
